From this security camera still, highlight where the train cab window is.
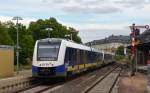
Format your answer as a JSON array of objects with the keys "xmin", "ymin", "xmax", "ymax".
[{"xmin": 37, "ymin": 41, "xmax": 61, "ymax": 61}]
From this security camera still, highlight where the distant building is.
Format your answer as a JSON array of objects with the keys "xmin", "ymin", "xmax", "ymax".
[
  {"xmin": 85, "ymin": 35, "xmax": 130, "ymax": 53},
  {"xmin": 92, "ymin": 42, "xmax": 126, "ymax": 53},
  {"xmin": 0, "ymin": 45, "xmax": 14, "ymax": 78}
]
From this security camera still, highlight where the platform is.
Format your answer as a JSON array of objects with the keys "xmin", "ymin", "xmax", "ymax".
[{"xmin": 117, "ymin": 71, "xmax": 147, "ymax": 93}]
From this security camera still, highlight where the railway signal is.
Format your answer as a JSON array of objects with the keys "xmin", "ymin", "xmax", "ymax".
[{"xmin": 129, "ymin": 23, "xmax": 149, "ymax": 76}]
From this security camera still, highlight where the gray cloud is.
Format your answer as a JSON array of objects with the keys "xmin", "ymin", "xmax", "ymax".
[
  {"xmin": 63, "ymin": 5, "xmax": 121, "ymax": 14},
  {"xmin": 49, "ymin": 0, "xmax": 105, "ymax": 4},
  {"xmin": 41, "ymin": 0, "xmax": 150, "ymax": 15},
  {"xmin": 43, "ymin": 0, "xmax": 121, "ymax": 14},
  {"xmin": 49, "ymin": 0, "xmax": 68, "ymax": 3},
  {"xmin": 115, "ymin": 0, "xmax": 150, "ymax": 8},
  {"xmin": 76, "ymin": 0, "xmax": 106, "ymax": 5},
  {"xmin": 88, "ymin": 6, "xmax": 121, "ymax": 14}
]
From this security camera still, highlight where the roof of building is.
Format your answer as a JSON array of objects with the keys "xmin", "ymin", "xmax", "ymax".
[
  {"xmin": 85, "ymin": 35, "xmax": 130, "ymax": 46},
  {"xmin": 138, "ymin": 29, "xmax": 150, "ymax": 43},
  {"xmin": 0, "ymin": 45, "xmax": 14, "ymax": 49}
]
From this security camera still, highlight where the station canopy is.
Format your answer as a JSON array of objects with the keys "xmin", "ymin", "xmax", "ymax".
[{"xmin": 137, "ymin": 42, "xmax": 150, "ymax": 51}]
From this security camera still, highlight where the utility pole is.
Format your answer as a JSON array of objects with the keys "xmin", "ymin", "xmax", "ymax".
[
  {"xmin": 12, "ymin": 16, "xmax": 23, "ymax": 74},
  {"xmin": 130, "ymin": 23, "xmax": 138, "ymax": 76},
  {"xmin": 65, "ymin": 34, "xmax": 72, "ymax": 40},
  {"xmin": 45, "ymin": 28, "xmax": 53, "ymax": 38}
]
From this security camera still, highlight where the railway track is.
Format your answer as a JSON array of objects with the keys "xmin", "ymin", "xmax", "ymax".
[
  {"xmin": 14, "ymin": 78, "xmax": 65, "ymax": 93},
  {"xmin": 82, "ymin": 66, "xmax": 122, "ymax": 93},
  {"xmin": 14, "ymin": 63, "xmax": 121, "ymax": 93}
]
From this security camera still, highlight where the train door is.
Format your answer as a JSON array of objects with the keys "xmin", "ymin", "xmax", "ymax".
[
  {"xmin": 64, "ymin": 47, "xmax": 69, "ymax": 69},
  {"xmin": 76, "ymin": 49, "xmax": 80, "ymax": 72},
  {"xmin": 83, "ymin": 50, "xmax": 86, "ymax": 70},
  {"xmin": 79, "ymin": 50, "xmax": 84, "ymax": 71},
  {"xmin": 102, "ymin": 51, "xmax": 105, "ymax": 64},
  {"xmin": 74, "ymin": 49, "xmax": 78, "ymax": 71}
]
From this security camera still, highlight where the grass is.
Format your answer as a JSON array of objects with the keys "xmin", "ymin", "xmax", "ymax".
[{"xmin": 115, "ymin": 55, "xmax": 129, "ymax": 65}]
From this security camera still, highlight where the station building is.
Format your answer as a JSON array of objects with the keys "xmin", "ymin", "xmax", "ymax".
[
  {"xmin": 0, "ymin": 45, "xmax": 14, "ymax": 78},
  {"xmin": 86, "ymin": 35, "xmax": 130, "ymax": 53}
]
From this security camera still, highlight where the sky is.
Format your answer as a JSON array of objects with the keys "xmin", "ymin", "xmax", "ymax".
[{"xmin": 0, "ymin": 0, "xmax": 150, "ymax": 43}]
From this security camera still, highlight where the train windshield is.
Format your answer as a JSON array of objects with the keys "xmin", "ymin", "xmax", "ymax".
[{"xmin": 37, "ymin": 42, "xmax": 61, "ymax": 61}]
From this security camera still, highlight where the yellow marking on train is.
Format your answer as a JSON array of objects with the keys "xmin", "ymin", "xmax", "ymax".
[
  {"xmin": 79, "ymin": 64, "xmax": 84, "ymax": 69},
  {"xmin": 67, "ymin": 66, "xmax": 75, "ymax": 71},
  {"xmin": 74, "ymin": 65, "xmax": 78, "ymax": 70},
  {"xmin": 67, "ymin": 61, "xmax": 103, "ymax": 72}
]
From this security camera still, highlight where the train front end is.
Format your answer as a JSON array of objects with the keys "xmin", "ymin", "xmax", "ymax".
[{"xmin": 32, "ymin": 38, "xmax": 66, "ymax": 78}]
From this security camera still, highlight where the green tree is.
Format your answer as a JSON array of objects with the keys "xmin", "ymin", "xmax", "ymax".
[
  {"xmin": 68, "ymin": 27, "xmax": 82, "ymax": 43},
  {"xmin": 0, "ymin": 22, "xmax": 14, "ymax": 45},
  {"xmin": 19, "ymin": 35, "xmax": 34, "ymax": 64},
  {"xmin": 28, "ymin": 17, "xmax": 82, "ymax": 43},
  {"xmin": 5, "ymin": 21, "xmax": 34, "ymax": 65},
  {"xmin": 116, "ymin": 46, "xmax": 124, "ymax": 55},
  {"xmin": 115, "ymin": 46, "xmax": 125, "ymax": 61},
  {"xmin": 0, "ymin": 17, "xmax": 82, "ymax": 65}
]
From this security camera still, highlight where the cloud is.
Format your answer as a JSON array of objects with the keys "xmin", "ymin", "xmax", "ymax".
[
  {"xmin": 0, "ymin": 0, "xmax": 150, "ymax": 43},
  {"xmin": 79, "ymin": 28, "xmax": 130, "ymax": 43},
  {"xmin": 59, "ymin": 20, "xmax": 132, "ymax": 43},
  {"xmin": 43, "ymin": 0, "xmax": 121, "ymax": 14},
  {"xmin": 115, "ymin": 0, "xmax": 150, "ymax": 8},
  {"xmin": 60, "ymin": 20, "xmax": 129, "ymax": 30},
  {"xmin": 63, "ymin": 5, "xmax": 121, "ymax": 14},
  {"xmin": 1, "ymin": 0, "xmax": 149, "ymax": 16},
  {"xmin": 0, "ymin": 16, "xmax": 36, "ymax": 26}
]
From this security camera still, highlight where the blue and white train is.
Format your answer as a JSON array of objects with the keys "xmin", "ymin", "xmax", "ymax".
[{"xmin": 32, "ymin": 38, "xmax": 114, "ymax": 78}]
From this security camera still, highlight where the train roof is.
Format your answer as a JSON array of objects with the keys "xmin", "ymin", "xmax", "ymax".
[{"xmin": 37, "ymin": 38, "xmax": 103, "ymax": 53}]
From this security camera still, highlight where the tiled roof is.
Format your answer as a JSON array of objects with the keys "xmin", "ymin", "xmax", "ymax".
[{"xmin": 85, "ymin": 35, "xmax": 130, "ymax": 45}]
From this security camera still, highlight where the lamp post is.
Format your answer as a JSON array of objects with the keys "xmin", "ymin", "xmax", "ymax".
[
  {"xmin": 65, "ymin": 34, "xmax": 72, "ymax": 40},
  {"xmin": 12, "ymin": 16, "xmax": 23, "ymax": 74},
  {"xmin": 45, "ymin": 28, "xmax": 53, "ymax": 38}
]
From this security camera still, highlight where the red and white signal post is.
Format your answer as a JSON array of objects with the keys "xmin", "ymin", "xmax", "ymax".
[{"xmin": 129, "ymin": 23, "xmax": 149, "ymax": 76}]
